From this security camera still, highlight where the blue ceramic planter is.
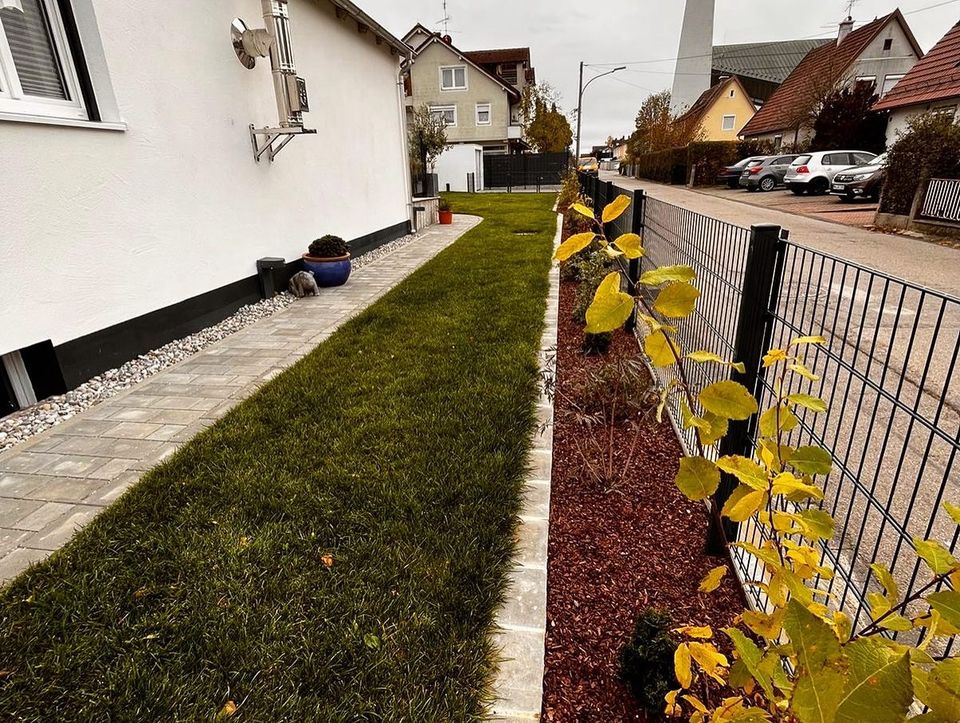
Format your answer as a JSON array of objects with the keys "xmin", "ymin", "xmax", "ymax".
[{"xmin": 302, "ymin": 255, "xmax": 352, "ymax": 287}]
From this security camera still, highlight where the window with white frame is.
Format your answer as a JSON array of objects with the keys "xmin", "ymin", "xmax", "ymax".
[
  {"xmin": 0, "ymin": 0, "xmax": 88, "ymax": 120},
  {"xmin": 881, "ymin": 74, "xmax": 904, "ymax": 97},
  {"xmin": 475, "ymin": 103, "xmax": 491, "ymax": 126},
  {"xmin": 430, "ymin": 104, "xmax": 457, "ymax": 127},
  {"xmin": 440, "ymin": 65, "xmax": 466, "ymax": 91},
  {"xmin": 721, "ymin": 114, "xmax": 736, "ymax": 131}
]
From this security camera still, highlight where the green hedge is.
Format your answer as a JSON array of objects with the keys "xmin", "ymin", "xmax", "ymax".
[
  {"xmin": 880, "ymin": 114, "xmax": 960, "ymax": 216},
  {"xmin": 631, "ymin": 139, "xmax": 779, "ymax": 186}
]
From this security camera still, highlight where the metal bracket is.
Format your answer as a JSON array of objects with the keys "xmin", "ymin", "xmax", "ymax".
[{"xmin": 249, "ymin": 124, "xmax": 317, "ymax": 163}]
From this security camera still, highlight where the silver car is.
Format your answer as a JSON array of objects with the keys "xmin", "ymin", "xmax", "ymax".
[{"xmin": 784, "ymin": 150, "xmax": 878, "ymax": 196}]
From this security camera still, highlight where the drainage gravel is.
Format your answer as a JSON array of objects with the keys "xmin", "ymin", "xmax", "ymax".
[{"xmin": 0, "ymin": 232, "xmax": 421, "ymax": 453}]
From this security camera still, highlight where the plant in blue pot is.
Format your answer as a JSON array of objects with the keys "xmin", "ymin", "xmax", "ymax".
[{"xmin": 302, "ymin": 235, "xmax": 351, "ymax": 287}]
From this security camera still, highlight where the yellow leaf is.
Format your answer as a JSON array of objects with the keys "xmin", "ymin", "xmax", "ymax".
[
  {"xmin": 676, "ymin": 456, "xmax": 720, "ymax": 501},
  {"xmin": 601, "ymin": 194, "xmax": 631, "ymax": 224},
  {"xmin": 722, "ymin": 486, "xmax": 768, "ymax": 523},
  {"xmin": 789, "ymin": 363, "xmax": 821, "ymax": 382},
  {"xmin": 915, "ymin": 538, "xmax": 959, "ymax": 576},
  {"xmin": 771, "ymin": 472, "xmax": 824, "ymax": 501},
  {"xmin": 603, "ymin": 245, "xmax": 623, "ymax": 258},
  {"xmin": 571, "ymin": 202, "xmax": 594, "ymax": 220},
  {"xmin": 674, "ymin": 626, "xmax": 713, "ymax": 639},
  {"xmin": 762, "ymin": 349, "xmax": 789, "ymax": 367},
  {"xmin": 716, "ymin": 455, "xmax": 768, "ymax": 491},
  {"xmin": 675, "ymin": 643, "xmax": 693, "ymax": 688},
  {"xmin": 217, "ymin": 700, "xmax": 238, "ymax": 720},
  {"xmin": 664, "ymin": 689, "xmax": 682, "ymax": 717},
  {"xmin": 697, "ymin": 411, "xmax": 729, "ymax": 447},
  {"xmin": 699, "ymin": 381, "xmax": 758, "ymax": 421},
  {"xmin": 639, "ymin": 265, "xmax": 696, "ymax": 286},
  {"xmin": 681, "ymin": 693, "xmax": 709, "ymax": 714},
  {"xmin": 654, "ymin": 282, "xmax": 701, "ymax": 319},
  {"xmin": 321, "ymin": 553, "xmax": 335, "ymax": 568},
  {"xmin": 945, "ymin": 502, "xmax": 960, "ymax": 526},
  {"xmin": 687, "ymin": 350, "xmax": 745, "ymax": 374},
  {"xmin": 585, "ymin": 272, "xmax": 633, "ymax": 334},
  {"xmin": 758, "ymin": 404, "xmax": 798, "ymax": 438},
  {"xmin": 742, "ymin": 609, "xmax": 784, "ymax": 640},
  {"xmin": 687, "ymin": 642, "xmax": 728, "ymax": 684},
  {"xmin": 790, "ymin": 335, "xmax": 827, "ymax": 347},
  {"xmin": 699, "ymin": 565, "xmax": 728, "ymax": 593},
  {"xmin": 645, "ymin": 329, "xmax": 681, "ymax": 368},
  {"xmin": 553, "ymin": 232, "xmax": 596, "ymax": 262},
  {"xmin": 613, "ymin": 232, "xmax": 644, "ymax": 259},
  {"xmin": 787, "ymin": 393, "xmax": 828, "ymax": 413},
  {"xmin": 871, "ymin": 563, "xmax": 899, "ymax": 604}
]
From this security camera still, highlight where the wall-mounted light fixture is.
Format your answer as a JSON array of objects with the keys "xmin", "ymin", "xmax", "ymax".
[{"xmin": 232, "ymin": 0, "xmax": 315, "ymax": 162}]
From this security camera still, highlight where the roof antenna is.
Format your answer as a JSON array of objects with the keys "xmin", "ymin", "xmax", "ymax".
[{"xmin": 844, "ymin": 0, "xmax": 859, "ymax": 19}]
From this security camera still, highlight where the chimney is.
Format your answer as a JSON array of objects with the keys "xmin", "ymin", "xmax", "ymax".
[{"xmin": 838, "ymin": 16, "xmax": 854, "ymax": 44}]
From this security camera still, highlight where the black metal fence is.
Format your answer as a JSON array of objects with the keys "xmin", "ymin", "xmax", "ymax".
[
  {"xmin": 484, "ymin": 152, "xmax": 569, "ymax": 189},
  {"xmin": 578, "ymin": 172, "xmax": 960, "ymax": 643}
]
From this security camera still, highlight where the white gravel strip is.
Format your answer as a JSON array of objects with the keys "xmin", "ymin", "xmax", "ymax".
[{"xmin": 0, "ymin": 232, "xmax": 421, "ymax": 453}]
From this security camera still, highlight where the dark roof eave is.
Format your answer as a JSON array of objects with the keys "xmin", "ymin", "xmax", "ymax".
[{"xmin": 327, "ymin": 0, "xmax": 411, "ymax": 56}]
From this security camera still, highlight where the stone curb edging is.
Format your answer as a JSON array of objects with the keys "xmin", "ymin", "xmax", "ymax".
[{"xmin": 487, "ymin": 211, "xmax": 562, "ymax": 722}]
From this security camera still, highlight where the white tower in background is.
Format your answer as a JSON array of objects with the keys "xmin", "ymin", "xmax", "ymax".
[{"xmin": 671, "ymin": 0, "xmax": 716, "ymax": 113}]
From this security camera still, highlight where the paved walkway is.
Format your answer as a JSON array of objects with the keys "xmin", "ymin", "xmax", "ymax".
[{"xmin": 0, "ymin": 217, "xmax": 480, "ymax": 584}]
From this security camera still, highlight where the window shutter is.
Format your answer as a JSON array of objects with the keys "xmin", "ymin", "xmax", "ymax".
[{"xmin": 1, "ymin": 0, "xmax": 68, "ymax": 100}]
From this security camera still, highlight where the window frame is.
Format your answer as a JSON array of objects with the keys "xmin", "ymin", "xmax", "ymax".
[
  {"xmin": 439, "ymin": 64, "xmax": 467, "ymax": 92},
  {"xmin": 0, "ymin": 0, "xmax": 88, "ymax": 120},
  {"xmin": 475, "ymin": 102, "xmax": 491, "ymax": 126},
  {"xmin": 721, "ymin": 114, "xmax": 736, "ymax": 131},
  {"xmin": 430, "ymin": 104, "xmax": 457, "ymax": 128},
  {"xmin": 880, "ymin": 74, "xmax": 904, "ymax": 96}
]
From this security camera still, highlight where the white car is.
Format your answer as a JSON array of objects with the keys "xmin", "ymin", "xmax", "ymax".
[{"xmin": 783, "ymin": 151, "xmax": 878, "ymax": 196}]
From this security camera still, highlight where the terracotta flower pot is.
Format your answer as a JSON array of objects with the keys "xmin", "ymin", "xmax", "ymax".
[{"xmin": 438, "ymin": 210, "xmax": 453, "ymax": 225}]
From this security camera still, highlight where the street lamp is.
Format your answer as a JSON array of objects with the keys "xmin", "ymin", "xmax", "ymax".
[{"xmin": 575, "ymin": 64, "xmax": 626, "ymax": 163}]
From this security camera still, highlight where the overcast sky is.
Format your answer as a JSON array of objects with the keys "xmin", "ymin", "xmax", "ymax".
[{"xmin": 358, "ymin": 0, "xmax": 960, "ymax": 151}]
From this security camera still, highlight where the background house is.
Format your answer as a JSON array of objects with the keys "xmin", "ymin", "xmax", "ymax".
[
  {"xmin": 673, "ymin": 75, "xmax": 756, "ymax": 141},
  {"xmin": 403, "ymin": 24, "xmax": 529, "ymax": 156},
  {"xmin": 873, "ymin": 19, "xmax": 960, "ymax": 145},
  {"xmin": 711, "ymin": 39, "xmax": 832, "ymax": 106},
  {"xmin": 739, "ymin": 10, "xmax": 923, "ymax": 147},
  {"xmin": 0, "ymin": 0, "xmax": 412, "ymax": 416}
]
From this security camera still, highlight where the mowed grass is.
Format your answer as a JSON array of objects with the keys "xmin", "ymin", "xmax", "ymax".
[{"xmin": 0, "ymin": 193, "xmax": 557, "ymax": 721}]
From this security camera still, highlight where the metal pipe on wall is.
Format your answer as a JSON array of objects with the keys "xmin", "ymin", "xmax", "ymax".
[{"xmin": 261, "ymin": 0, "xmax": 301, "ymax": 128}]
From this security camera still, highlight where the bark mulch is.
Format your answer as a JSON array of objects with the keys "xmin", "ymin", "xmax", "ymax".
[{"xmin": 541, "ymin": 276, "xmax": 746, "ymax": 722}]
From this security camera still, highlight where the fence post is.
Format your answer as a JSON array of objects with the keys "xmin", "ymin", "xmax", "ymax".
[
  {"xmin": 625, "ymin": 189, "xmax": 645, "ymax": 333},
  {"xmin": 708, "ymin": 223, "xmax": 785, "ymax": 554},
  {"xmin": 600, "ymin": 180, "xmax": 615, "ymax": 234}
]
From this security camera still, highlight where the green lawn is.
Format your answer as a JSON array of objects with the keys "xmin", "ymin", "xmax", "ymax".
[{"xmin": 0, "ymin": 193, "xmax": 556, "ymax": 721}]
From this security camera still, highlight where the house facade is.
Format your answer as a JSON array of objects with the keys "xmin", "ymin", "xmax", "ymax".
[
  {"xmin": 873, "ymin": 20, "xmax": 960, "ymax": 145},
  {"xmin": 1, "ymin": 0, "xmax": 412, "ymax": 416},
  {"xmin": 403, "ymin": 24, "xmax": 527, "ymax": 156},
  {"xmin": 739, "ymin": 11, "xmax": 923, "ymax": 147},
  {"xmin": 673, "ymin": 76, "xmax": 756, "ymax": 141}
]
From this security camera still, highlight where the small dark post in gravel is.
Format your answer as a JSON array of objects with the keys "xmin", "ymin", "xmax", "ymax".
[
  {"xmin": 708, "ymin": 223, "xmax": 786, "ymax": 554},
  {"xmin": 625, "ymin": 189, "xmax": 645, "ymax": 333}
]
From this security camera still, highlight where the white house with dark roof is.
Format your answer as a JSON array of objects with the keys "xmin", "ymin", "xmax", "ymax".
[{"xmin": 0, "ymin": 0, "xmax": 413, "ymax": 417}]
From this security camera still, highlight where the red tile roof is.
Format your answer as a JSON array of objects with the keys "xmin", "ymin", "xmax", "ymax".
[
  {"xmin": 874, "ymin": 20, "xmax": 960, "ymax": 110},
  {"xmin": 463, "ymin": 48, "xmax": 530, "ymax": 66},
  {"xmin": 740, "ymin": 11, "xmax": 915, "ymax": 137}
]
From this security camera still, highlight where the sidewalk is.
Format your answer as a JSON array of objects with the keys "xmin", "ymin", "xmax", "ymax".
[{"xmin": 0, "ymin": 216, "xmax": 480, "ymax": 584}]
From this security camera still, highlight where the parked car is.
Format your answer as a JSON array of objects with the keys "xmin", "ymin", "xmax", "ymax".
[
  {"xmin": 717, "ymin": 156, "xmax": 768, "ymax": 189},
  {"xmin": 830, "ymin": 153, "xmax": 888, "ymax": 202},
  {"xmin": 784, "ymin": 151, "xmax": 878, "ymax": 195},
  {"xmin": 578, "ymin": 157, "xmax": 600, "ymax": 177},
  {"xmin": 739, "ymin": 154, "xmax": 801, "ymax": 192}
]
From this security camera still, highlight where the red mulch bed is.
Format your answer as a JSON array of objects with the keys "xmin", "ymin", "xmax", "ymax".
[{"xmin": 541, "ymin": 274, "xmax": 746, "ymax": 722}]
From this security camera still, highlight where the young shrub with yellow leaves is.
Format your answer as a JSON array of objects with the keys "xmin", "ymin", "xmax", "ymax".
[{"xmin": 555, "ymin": 194, "xmax": 960, "ymax": 723}]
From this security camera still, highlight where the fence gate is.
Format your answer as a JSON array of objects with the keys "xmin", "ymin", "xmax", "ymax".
[
  {"xmin": 483, "ymin": 152, "xmax": 569, "ymax": 189},
  {"xmin": 921, "ymin": 178, "xmax": 960, "ymax": 223}
]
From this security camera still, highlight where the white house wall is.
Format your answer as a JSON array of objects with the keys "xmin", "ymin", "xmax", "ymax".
[
  {"xmin": 434, "ymin": 144, "xmax": 484, "ymax": 192},
  {"xmin": 0, "ymin": 0, "xmax": 409, "ymax": 358}
]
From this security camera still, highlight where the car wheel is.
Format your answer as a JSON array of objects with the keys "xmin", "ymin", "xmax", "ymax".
[
  {"xmin": 727, "ymin": 180, "xmax": 739, "ymax": 189},
  {"xmin": 759, "ymin": 176, "xmax": 776, "ymax": 192},
  {"xmin": 790, "ymin": 187, "xmax": 805, "ymax": 196},
  {"xmin": 810, "ymin": 178, "xmax": 829, "ymax": 195}
]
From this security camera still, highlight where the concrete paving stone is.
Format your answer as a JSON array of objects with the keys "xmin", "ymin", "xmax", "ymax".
[
  {"xmin": 19, "ymin": 435, "xmax": 67, "ymax": 453},
  {"xmin": 521, "ymin": 482, "xmax": 550, "ymax": 520},
  {"xmin": 151, "ymin": 396, "xmax": 212, "ymax": 411},
  {"xmin": 85, "ymin": 458, "xmax": 135, "ymax": 481},
  {"xmin": 0, "ymin": 452, "xmax": 59, "ymax": 474},
  {"xmin": 171, "ymin": 421, "xmax": 214, "ymax": 443},
  {"xmin": 23, "ymin": 476, "xmax": 106, "ymax": 503},
  {"xmin": 202, "ymin": 400, "xmax": 238, "ymax": 421},
  {"xmin": 148, "ymin": 409, "xmax": 204, "ymax": 425},
  {"xmin": 88, "ymin": 472, "xmax": 141, "ymax": 506},
  {"xmin": 0, "ymin": 547, "xmax": 52, "ymax": 583},
  {"xmin": 85, "ymin": 438, "xmax": 164, "ymax": 459},
  {"xmin": 108, "ymin": 407, "xmax": 159, "ymax": 422},
  {"xmin": 160, "ymin": 372, "xmax": 198, "ymax": 384},
  {"xmin": 109, "ymin": 393, "xmax": 164, "ymax": 408},
  {"xmin": 498, "ymin": 566, "xmax": 548, "ymax": 630},
  {"xmin": 0, "ymin": 473, "xmax": 46, "ymax": 498},
  {"xmin": 527, "ymin": 449, "xmax": 552, "ymax": 482},
  {"xmin": 78, "ymin": 404, "xmax": 121, "ymax": 421},
  {"xmin": 189, "ymin": 398, "xmax": 225, "ymax": 412},
  {"xmin": 514, "ymin": 518, "xmax": 549, "ymax": 570},
  {"xmin": 38, "ymin": 454, "xmax": 110, "ymax": 479},
  {"xmin": 489, "ymin": 628, "xmax": 546, "ymax": 710},
  {"xmin": 102, "ymin": 422, "xmax": 165, "ymax": 440},
  {"xmin": 131, "ymin": 444, "xmax": 179, "ymax": 470},
  {"xmin": 23, "ymin": 507, "xmax": 100, "ymax": 551},
  {"xmin": 0, "ymin": 528, "xmax": 30, "ymax": 559},
  {"xmin": 14, "ymin": 502, "xmax": 75, "ymax": 531},
  {"xmin": 145, "ymin": 425, "xmax": 187, "ymax": 442},
  {"xmin": 0, "ymin": 499, "xmax": 44, "ymax": 528}
]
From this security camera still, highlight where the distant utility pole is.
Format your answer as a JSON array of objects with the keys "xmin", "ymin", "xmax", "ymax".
[{"xmin": 575, "ymin": 62, "xmax": 626, "ymax": 161}]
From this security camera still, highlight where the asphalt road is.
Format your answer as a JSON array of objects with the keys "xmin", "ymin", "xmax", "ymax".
[{"xmin": 601, "ymin": 172, "xmax": 960, "ymax": 628}]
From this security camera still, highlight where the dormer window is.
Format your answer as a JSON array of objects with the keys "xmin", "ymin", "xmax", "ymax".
[{"xmin": 440, "ymin": 65, "xmax": 467, "ymax": 91}]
